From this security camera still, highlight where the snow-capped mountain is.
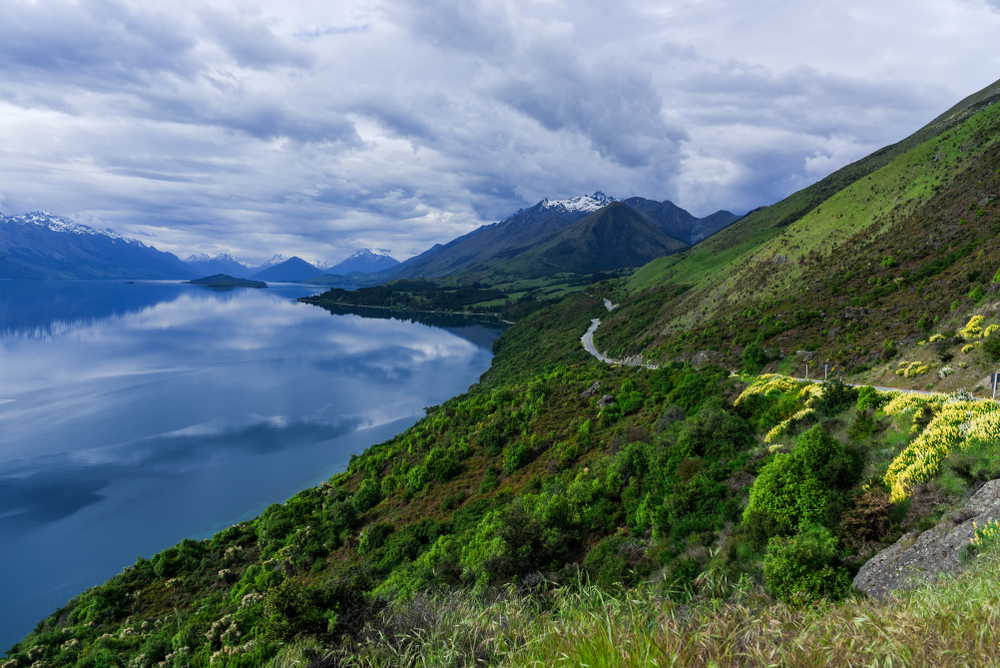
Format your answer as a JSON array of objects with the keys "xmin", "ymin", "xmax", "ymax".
[
  {"xmin": 184, "ymin": 253, "xmax": 256, "ymax": 278},
  {"xmin": 6, "ymin": 211, "xmax": 135, "ymax": 242},
  {"xmin": 0, "ymin": 211, "xmax": 195, "ymax": 279},
  {"xmin": 324, "ymin": 249, "xmax": 400, "ymax": 275},
  {"xmin": 256, "ymin": 254, "xmax": 289, "ymax": 271}
]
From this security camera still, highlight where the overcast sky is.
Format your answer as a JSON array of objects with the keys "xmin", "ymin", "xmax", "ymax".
[{"xmin": 1, "ymin": 0, "xmax": 999, "ymax": 265}]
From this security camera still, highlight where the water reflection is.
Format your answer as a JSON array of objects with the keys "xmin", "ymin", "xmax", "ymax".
[{"xmin": 0, "ymin": 281, "xmax": 503, "ymax": 651}]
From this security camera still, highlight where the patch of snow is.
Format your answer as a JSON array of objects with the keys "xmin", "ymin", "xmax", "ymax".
[
  {"xmin": 257, "ymin": 254, "xmax": 288, "ymax": 269},
  {"xmin": 538, "ymin": 191, "xmax": 616, "ymax": 213},
  {"xmin": 2, "ymin": 211, "xmax": 143, "ymax": 246}
]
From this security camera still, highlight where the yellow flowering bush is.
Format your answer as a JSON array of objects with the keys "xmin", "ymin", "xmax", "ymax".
[
  {"xmin": 928, "ymin": 334, "xmax": 946, "ymax": 343},
  {"xmin": 985, "ymin": 324, "xmax": 999, "ymax": 338},
  {"xmin": 970, "ymin": 519, "xmax": 1000, "ymax": 549},
  {"xmin": 895, "ymin": 360, "xmax": 931, "ymax": 377},
  {"xmin": 884, "ymin": 401, "xmax": 998, "ymax": 501},
  {"xmin": 965, "ymin": 411, "xmax": 1000, "ymax": 448},
  {"xmin": 959, "ymin": 315, "xmax": 985, "ymax": 340},
  {"xmin": 962, "ymin": 344, "xmax": 975, "ymax": 354},
  {"xmin": 882, "ymin": 392, "xmax": 942, "ymax": 415},
  {"xmin": 764, "ymin": 407, "xmax": 816, "ymax": 444},
  {"xmin": 735, "ymin": 374, "xmax": 801, "ymax": 406}
]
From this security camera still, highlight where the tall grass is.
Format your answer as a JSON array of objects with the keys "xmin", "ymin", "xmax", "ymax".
[{"xmin": 281, "ymin": 543, "xmax": 1000, "ymax": 667}]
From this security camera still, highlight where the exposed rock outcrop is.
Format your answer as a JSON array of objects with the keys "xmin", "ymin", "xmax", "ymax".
[{"xmin": 853, "ymin": 479, "xmax": 1000, "ymax": 599}]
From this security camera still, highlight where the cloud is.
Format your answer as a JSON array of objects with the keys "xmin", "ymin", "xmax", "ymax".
[{"xmin": 0, "ymin": 0, "xmax": 998, "ymax": 262}]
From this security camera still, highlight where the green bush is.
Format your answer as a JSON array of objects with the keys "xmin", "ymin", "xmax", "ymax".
[
  {"xmin": 424, "ymin": 446, "xmax": 459, "ymax": 483},
  {"xmin": 741, "ymin": 341, "xmax": 768, "ymax": 374},
  {"xmin": 503, "ymin": 441, "xmax": 534, "ymax": 475},
  {"xmin": 856, "ymin": 385, "xmax": 888, "ymax": 412},
  {"xmin": 813, "ymin": 380, "xmax": 858, "ymax": 417},
  {"xmin": 353, "ymin": 477, "xmax": 382, "ymax": 512},
  {"xmin": 763, "ymin": 524, "xmax": 852, "ymax": 606},
  {"xmin": 744, "ymin": 425, "xmax": 861, "ymax": 539}
]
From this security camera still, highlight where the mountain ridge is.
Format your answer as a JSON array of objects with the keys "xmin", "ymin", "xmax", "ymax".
[{"xmin": 0, "ymin": 212, "xmax": 195, "ymax": 280}]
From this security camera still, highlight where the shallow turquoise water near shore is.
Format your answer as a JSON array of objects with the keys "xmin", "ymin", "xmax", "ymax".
[{"xmin": 0, "ymin": 280, "xmax": 502, "ymax": 651}]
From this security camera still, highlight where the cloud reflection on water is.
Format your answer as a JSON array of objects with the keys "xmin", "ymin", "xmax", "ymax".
[{"xmin": 0, "ymin": 280, "xmax": 503, "ymax": 651}]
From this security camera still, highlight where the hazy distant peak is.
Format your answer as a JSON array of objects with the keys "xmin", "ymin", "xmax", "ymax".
[
  {"xmin": 258, "ymin": 254, "xmax": 289, "ymax": 269},
  {"xmin": 323, "ymin": 248, "xmax": 400, "ymax": 275},
  {"xmin": 185, "ymin": 252, "xmax": 253, "ymax": 268}
]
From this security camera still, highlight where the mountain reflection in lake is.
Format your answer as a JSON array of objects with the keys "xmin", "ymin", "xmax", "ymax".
[{"xmin": 0, "ymin": 280, "xmax": 504, "ymax": 651}]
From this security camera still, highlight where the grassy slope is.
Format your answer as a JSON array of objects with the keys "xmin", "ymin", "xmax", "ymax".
[
  {"xmin": 598, "ymin": 97, "xmax": 1000, "ymax": 385},
  {"xmin": 623, "ymin": 90, "xmax": 1000, "ymax": 322}
]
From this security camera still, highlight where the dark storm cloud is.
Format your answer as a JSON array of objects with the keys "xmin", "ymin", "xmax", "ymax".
[{"xmin": 0, "ymin": 0, "xmax": 998, "ymax": 262}]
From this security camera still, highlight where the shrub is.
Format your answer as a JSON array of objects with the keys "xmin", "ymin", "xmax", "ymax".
[
  {"xmin": 741, "ymin": 341, "xmax": 768, "ymax": 374},
  {"xmin": 503, "ymin": 441, "xmax": 534, "ymax": 475},
  {"xmin": 744, "ymin": 425, "xmax": 861, "ymax": 537},
  {"xmin": 813, "ymin": 380, "xmax": 858, "ymax": 417},
  {"xmin": 969, "ymin": 285, "xmax": 986, "ymax": 303},
  {"xmin": 424, "ymin": 447, "xmax": 459, "ymax": 484},
  {"xmin": 354, "ymin": 477, "xmax": 382, "ymax": 512},
  {"xmin": 359, "ymin": 523, "xmax": 395, "ymax": 555},
  {"xmin": 856, "ymin": 386, "xmax": 888, "ymax": 413},
  {"xmin": 763, "ymin": 524, "xmax": 851, "ymax": 606}
]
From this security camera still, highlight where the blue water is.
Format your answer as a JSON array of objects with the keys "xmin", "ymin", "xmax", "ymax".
[{"xmin": 0, "ymin": 280, "xmax": 503, "ymax": 651}]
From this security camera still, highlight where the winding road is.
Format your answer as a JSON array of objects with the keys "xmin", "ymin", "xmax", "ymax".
[
  {"xmin": 581, "ymin": 298, "xmax": 999, "ymax": 400},
  {"xmin": 581, "ymin": 298, "xmax": 659, "ymax": 369}
]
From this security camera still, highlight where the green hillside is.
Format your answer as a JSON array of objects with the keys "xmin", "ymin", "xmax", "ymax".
[
  {"xmin": 597, "ymin": 82, "xmax": 1000, "ymax": 391},
  {"xmin": 9, "ymin": 80, "xmax": 1000, "ymax": 668}
]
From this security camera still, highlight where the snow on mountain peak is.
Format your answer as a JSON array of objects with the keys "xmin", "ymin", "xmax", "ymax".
[
  {"xmin": 538, "ymin": 191, "xmax": 617, "ymax": 213},
  {"xmin": 3, "ymin": 211, "xmax": 139, "ymax": 245},
  {"xmin": 258, "ymin": 254, "xmax": 288, "ymax": 269}
]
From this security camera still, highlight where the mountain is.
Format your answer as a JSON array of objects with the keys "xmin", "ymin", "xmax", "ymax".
[
  {"xmin": 381, "ymin": 192, "xmax": 618, "ymax": 280},
  {"xmin": 184, "ymin": 253, "xmax": 255, "ymax": 278},
  {"xmin": 249, "ymin": 256, "xmax": 325, "ymax": 282},
  {"xmin": 622, "ymin": 197, "xmax": 740, "ymax": 245},
  {"xmin": 0, "ymin": 212, "xmax": 195, "ymax": 279},
  {"xmin": 325, "ymin": 249, "xmax": 399, "ymax": 275},
  {"xmin": 379, "ymin": 192, "xmax": 717, "ymax": 281},
  {"xmin": 495, "ymin": 201, "xmax": 689, "ymax": 276}
]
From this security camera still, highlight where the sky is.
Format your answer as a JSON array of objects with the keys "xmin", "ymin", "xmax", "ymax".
[{"xmin": 1, "ymin": 0, "xmax": 999, "ymax": 266}]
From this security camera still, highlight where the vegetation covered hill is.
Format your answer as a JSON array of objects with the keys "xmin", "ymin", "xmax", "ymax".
[
  {"xmin": 9, "ymin": 79, "xmax": 1000, "ymax": 668},
  {"xmin": 595, "ymin": 79, "xmax": 1000, "ymax": 395}
]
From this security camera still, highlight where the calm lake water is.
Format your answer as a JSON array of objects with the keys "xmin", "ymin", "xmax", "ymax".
[{"xmin": 0, "ymin": 280, "xmax": 503, "ymax": 651}]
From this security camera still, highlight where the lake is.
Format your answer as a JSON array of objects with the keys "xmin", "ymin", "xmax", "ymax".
[{"xmin": 0, "ymin": 280, "xmax": 503, "ymax": 651}]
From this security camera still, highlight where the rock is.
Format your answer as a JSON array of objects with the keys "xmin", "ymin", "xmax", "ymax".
[
  {"xmin": 979, "ymin": 197, "xmax": 991, "ymax": 208},
  {"xmin": 853, "ymin": 479, "xmax": 1000, "ymax": 599},
  {"xmin": 795, "ymin": 350, "xmax": 814, "ymax": 361},
  {"xmin": 597, "ymin": 395, "xmax": 616, "ymax": 409},
  {"xmin": 580, "ymin": 381, "xmax": 601, "ymax": 399},
  {"xmin": 691, "ymin": 350, "xmax": 717, "ymax": 367}
]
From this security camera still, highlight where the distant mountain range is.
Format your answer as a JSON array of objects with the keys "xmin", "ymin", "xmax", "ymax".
[
  {"xmin": 0, "ymin": 194, "xmax": 735, "ymax": 283},
  {"xmin": 375, "ymin": 192, "xmax": 739, "ymax": 281},
  {"xmin": 0, "ymin": 212, "xmax": 195, "ymax": 279}
]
